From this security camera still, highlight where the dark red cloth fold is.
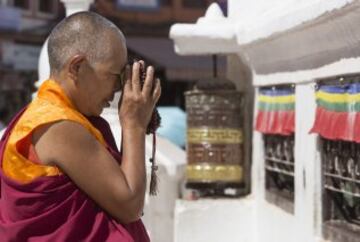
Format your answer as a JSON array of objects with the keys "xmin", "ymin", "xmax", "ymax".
[{"xmin": 0, "ymin": 112, "xmax": 150, "ymax": 242}]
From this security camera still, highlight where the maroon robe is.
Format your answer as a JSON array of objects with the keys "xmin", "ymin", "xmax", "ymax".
[{"xmin": 0, "ymin": 109, "xmax": 150, "ymax": 242}]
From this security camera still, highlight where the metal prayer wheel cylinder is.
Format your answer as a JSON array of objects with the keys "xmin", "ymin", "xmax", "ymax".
[{"xmin": 185, "ymin": 87, "xmax": 244, "ymax": 187}]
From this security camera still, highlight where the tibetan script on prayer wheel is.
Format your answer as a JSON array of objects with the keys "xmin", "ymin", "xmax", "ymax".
[{"xmin": 185, "ymin": 80, "xmax": 244, "ymax": 192}]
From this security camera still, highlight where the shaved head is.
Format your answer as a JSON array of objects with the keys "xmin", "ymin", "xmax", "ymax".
[{"xmin": 48, "ymin": 11, "xmax": 125, "ymax": 75}]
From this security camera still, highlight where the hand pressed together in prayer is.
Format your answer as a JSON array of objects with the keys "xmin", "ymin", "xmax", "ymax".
[{"xmin": 118, "ymin": 61, "xmax": 161, "ymax": 133}]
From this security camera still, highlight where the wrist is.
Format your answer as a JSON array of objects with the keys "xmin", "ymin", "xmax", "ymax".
[{"xmin": 122, "ymin": 125, "xmax": 146, "ymax": 135}]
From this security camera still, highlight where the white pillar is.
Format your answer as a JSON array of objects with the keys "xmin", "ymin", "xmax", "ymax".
[
  {"xmin": 294, "ymin": 83, "xmax": 323, "ymax": 242},
  {"xmin": 61, "ymin": 0, "xmax": 94, "ymax": 17}
]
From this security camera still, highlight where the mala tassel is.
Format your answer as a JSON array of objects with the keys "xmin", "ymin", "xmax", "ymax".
[
  {"xmin": 149, "ymin": 158, "xmax": 158, "ymax": 196},
  {"xmin": 137, "ymin": 60, "xmax": 161, "ymax": 196},
  {"xmin": 146, "ymin": 108, "xmax": 161, "ymax": 196},
  {"xmin": 149, "ymin": 133, "xmax": 158, "ymax": 195}
]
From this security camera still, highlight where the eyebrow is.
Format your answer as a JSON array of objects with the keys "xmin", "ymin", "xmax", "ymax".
[{"xmin": 109, "ymin": 72, "xmax": 122, "ymax": 76}]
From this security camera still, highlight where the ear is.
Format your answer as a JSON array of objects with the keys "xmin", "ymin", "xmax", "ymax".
[{"xmin": 67, "ymin": 54, "xmax": 86, "ymax": 83}]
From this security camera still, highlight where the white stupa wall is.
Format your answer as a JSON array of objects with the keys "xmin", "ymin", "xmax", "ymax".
[
  {"xmin": 229, "ymin": 0, "xmax": 353, "ymax": 45},
  {"xmin": 170, "ymin": 1, "xmax": 360, "ymax": 242},
  {"xmin": 173, "ymin": 57, "xmax": 325, "ymax": 242}
]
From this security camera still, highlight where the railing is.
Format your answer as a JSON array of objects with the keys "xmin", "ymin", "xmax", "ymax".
[
  {"xmin": 322, "ymin": 138, "xmax": 360, "ymax": 242},
  {"xmin": 264, "ymin": 134, "xmax": 295, "ymax": 213}
]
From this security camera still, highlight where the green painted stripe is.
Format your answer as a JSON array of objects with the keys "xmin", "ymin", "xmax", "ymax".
[
  {"xmin": 258, "ymin": 102, "xmax": 295, "ymax": 111},
  {"xmin": 317, "ymin": 99, "xmax": 360, "ymax": 112}
]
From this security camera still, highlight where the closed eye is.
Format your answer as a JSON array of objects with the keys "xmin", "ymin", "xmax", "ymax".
[
  {"xmin": 111, "ymin": 72, "xmax": 125, "ymax": 92},
  {"xmin": 110, "ymin": 64, "xmax": 127, "ymax": 91}
]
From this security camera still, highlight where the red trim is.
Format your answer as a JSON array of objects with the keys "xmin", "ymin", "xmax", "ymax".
[
  {"xmin": 310, "ymin": 106, "xmax": 360, "ymax": 142},
  {"xmin": 255, "ymin": 110, "xmax": 295, "ymax": 135}
]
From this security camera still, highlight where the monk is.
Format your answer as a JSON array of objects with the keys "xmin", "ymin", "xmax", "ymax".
[{"xmin": 0, "ymin": 11, "xmax": 161, "ymax": 241}]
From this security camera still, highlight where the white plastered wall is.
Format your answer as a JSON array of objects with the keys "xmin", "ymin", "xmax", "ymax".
[
  {"xmin": 250, "ymin": 79, "xmax": 323, "ymax": 242},
  {"xmin": 172, "ymin": 0, "xmax": 357, "ymax": 240}
]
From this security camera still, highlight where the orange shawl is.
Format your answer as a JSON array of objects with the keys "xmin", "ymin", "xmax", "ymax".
[
  {"xmin": 3, "ymin": 79, "xmax": 106, "ymax": 183},
  {"xmin": 0, "ymin": 80, "xmax": 150, "ymax": 242}
]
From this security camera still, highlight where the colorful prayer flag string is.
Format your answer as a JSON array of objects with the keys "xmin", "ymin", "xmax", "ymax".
[
  {"xmin": 310, "ymin": 83, "xmax": 360, "ymax": 142},
  {"xmin": 255, "ymin": 87, "xmax": 295, "ymax": 135}
]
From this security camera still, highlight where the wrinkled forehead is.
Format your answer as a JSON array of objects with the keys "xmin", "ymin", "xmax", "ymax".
[
  {"xmin": 111, "ymin": 30, "xmax": 127, "ymax": 54},
  {"xmin": 111, "ymin": 40, "xmax": 128, "ymax": 68},
  {"xmin": 100, "ymin": 30, "xmax": 128, "ymax": 69}
]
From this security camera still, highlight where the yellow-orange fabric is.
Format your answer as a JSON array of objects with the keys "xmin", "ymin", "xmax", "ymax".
[{"xmin": 2, "ymin": 80, "xmax": 106, "ymax": 183}]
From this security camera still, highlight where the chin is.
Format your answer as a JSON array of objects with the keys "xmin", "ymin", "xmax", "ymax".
[
  {"xmin": 93, "ymin": 109, "xmax": 103, "ymax": 117},
  {"xmin": 96, "ymin": 106, "xmax": 105, "ymax": 116},
  {"xmin": 86, "ymin": 106, "xmax": 102, "ymax": 117}
]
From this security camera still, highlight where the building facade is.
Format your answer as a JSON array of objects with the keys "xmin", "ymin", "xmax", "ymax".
[
  {"xmin": 95, "ymin": 0, "xmax": 222, "ymax": 36},
  {"xmin": 0, "ymin": 0, "xmax": 63, "ymax": 124},
  {"xmin": 0, "ymin": 0, "xmax": 224, "ymax": 125}
]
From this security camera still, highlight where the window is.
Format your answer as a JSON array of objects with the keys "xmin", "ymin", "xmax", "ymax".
[
  {"xmin": 313, "ymin": 76, "xmax": 360, "ymax": 242},
  {"xmin": 160, "ymin": 0, "xmax": 172, "ymax": 7},
  {"xmin": 322, "ymin": 138, "xmax": 360, "ymax": 242},
  {"xmin": 13, "ymin": 0, "xmax": 29, "ymax": 9},
  {"xmin": 264, "ymin": 134, "xmax": 295, "ymax": 213},
  {"xmin": 256, "ymin": 85, "xmax": 295, "ymax": 213},
  {"xmin": 116, "ymin": 0, "xmax": 159, "ymax": 11},
  {"xmin": 38, "ymin": 0, "xmax": 56, "ymax": 14},
  {"xmin": 182, "ymin": 0, "xmax": 207, "ymax": 8}
]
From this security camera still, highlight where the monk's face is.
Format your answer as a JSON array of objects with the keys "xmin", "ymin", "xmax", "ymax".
[{"xmin": 76, "ymin": 33, "xmax": 127, "ymax": 116}]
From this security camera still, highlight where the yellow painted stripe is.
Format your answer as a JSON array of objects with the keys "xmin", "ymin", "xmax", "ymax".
[
  {"xmin": 258, "ymin": 94, "xmax": 295, "ymax": 104},
  {"xmin": 186, "ymin": 164, "xmax": 243, "ymax": 182},
  {"xmin": 316, "ymin": 91, "xmax": 360, "ymax": 103},
  {"xmin": 187, "ymin": 128, "xmax": 243, "ymax": 144}
]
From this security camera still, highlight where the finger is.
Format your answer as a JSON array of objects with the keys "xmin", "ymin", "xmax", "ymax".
[
  {"xmin": 123, "ymin": 64, "xmax": 132, "ymax": 92},
  {"xmin": 138, "ymin": 60, "xmax": 145, "ymax": 69},
  {"xmin": 138, "ymin": 59, "xmax": 146, "ymax": 86},
  {"xmin": 139, "ymin": 60, "xmax": 146, "ymax": 83},
  {"xmin": 152, "ymin": 78, "xmax": 161, "ymax": 102},
  {"xmin": 142, "ymin": 66, "xmax": 155, "ymax": 97},
  {"xmin": 132, "ymin": 61, "xmax": 141, "ymax": 93}
]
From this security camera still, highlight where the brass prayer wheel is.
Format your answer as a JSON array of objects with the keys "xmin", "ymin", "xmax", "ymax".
[{"xmin": 185, "ymin": 80, "xmax": 244, "ymax": 192}]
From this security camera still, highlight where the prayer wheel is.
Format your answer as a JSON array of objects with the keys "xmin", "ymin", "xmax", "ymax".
[{"xmin": 185, "ymin": 80, "xmax": 244, "ymax": 195}]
